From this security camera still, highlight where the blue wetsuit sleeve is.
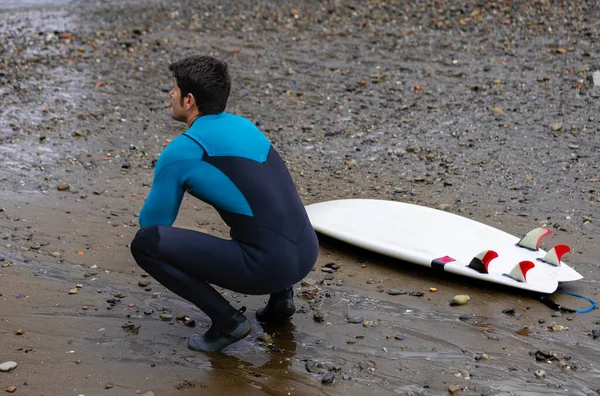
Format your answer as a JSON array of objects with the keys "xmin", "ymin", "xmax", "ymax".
[{"xmin": 138, "ymin": 162, "xmax": 186, "ymax": 228}]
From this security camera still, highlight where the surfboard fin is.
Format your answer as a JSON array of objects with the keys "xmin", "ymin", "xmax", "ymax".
[
  {"xmin": 538, "ymin": 245, "xmax": 570, "ymax": 267},
  {"xmin": 504, "ymin": 261, "xmax": 535, "ymax": 283},
  {"xmin": 516, "ymin": 227, "xmax": 552, "ymax": 251},
  {"xmin": 468, "ymin": 250, "xmax": 498, "ymax": 274}
]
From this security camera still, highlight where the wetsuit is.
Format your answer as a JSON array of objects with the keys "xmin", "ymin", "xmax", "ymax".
[{"xmin": 130, "ymin": 113, "xmax": 319, "ymax": 327}]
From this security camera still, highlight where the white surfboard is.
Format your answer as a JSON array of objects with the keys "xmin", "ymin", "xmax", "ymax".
[{"xmin": 305, "ymin": 199, "xmax": 583, "ymax": 294}]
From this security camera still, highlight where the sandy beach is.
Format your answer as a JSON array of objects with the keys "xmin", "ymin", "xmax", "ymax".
[{"xmin": 1, "ymin": 1, "xmax": 599, "ymax": 395}]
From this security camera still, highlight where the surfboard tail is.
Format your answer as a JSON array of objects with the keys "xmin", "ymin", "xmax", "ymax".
[
  {"xmin": 468, "ymin": 250, "xmax": 498, "ymax": 274},
  {"xmin": 538, "ymin": 245, "xmax": 570, "ymax": 267},
  {"xmin": 516, "ymin": 227, "xmax": 552, "ymax": 251}
]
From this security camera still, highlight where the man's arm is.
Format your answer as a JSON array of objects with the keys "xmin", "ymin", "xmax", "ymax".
[{"xmin": 138, "ymin": 163, "xmax": 186, "ymax": 228}]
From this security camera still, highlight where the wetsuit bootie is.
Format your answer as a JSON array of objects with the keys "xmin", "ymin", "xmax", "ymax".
[
  {"xmin": 256, "ymin": 287, "xmax": 296, "ymax": 323},
  {"xmin": 187, "ymin": 308, "xmax": 252, "ymax": 352}
]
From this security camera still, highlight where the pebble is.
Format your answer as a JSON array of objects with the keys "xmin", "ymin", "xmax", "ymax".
[
  {"xmin": 15, "ymin": 329, "xmax": 24, "ymax": 335},
  {"xmin": 321, "ymin": 372, "xmax": 335, "ymax": 385},
  {"xmin": 138, "ymin": 280, "xmax": 151, "ymax": 287},
  {"xmin": 159, "ymin": 314, "xmax": 172, "ymax": 321},
  {"xmin": 387, "ymin": 288, "xmax": 405, "ymax": 295},
  {"xmin": 68, "ymin": 288, "xmax": 79, "ymax": 295},
  {"xmin": 347, "ymin": 316, "xmax": 364, "ymax": 324},
  {"xmin": 323, "ymin": 262, "xmax": 341, "ymax": 270},
  {"xmin": 305, "ymin": 361, "xmax": 320, "ymax": 373},
  {"xmin": 56, "ymin": 183, "xmax": 70, "ymax": 191},
  {"xmin": 591, "ymin": 329, "xmax": 600, "ymax": 339},
  {"xmin": 51, "ymin": 252, "xmax": 61, "ymax": 257},
  {"xmin": 534, "ymin": 369, "xmax": 546, "ymax": 379},
  {"xmin": 550, "ymin": 324, "xmax": 565, "ymax": 332},
  {"xmin": 593, "ymin": 71, "xmax": 600, "ymax": 87},
  {"xmin": 142, "ymin": 392, "xmax": 155, "ymax": 396},
  {"xmin": 143, "ymin": 308, "xmax": 154, "ymax": 315},
  {"xmin": 0, "ymin": 361, "xmax": 17, "ymax": 372},
  {"xmin": 448, "ymin": 384, "xmax": 462, "ymax": 393},
  {"xmin": 6, "ymin": 386, "xmax": 17, "ymax": 393},
  {"xmin": 301, "ymin": 278, "xmax": 317, "ymax": 287},
  {"xmin": 313, "ymin": 311, "xmax": 325, "ymax": 323},
  {"xmin": 451, "ymin": 295, "xmax": 470, "ymax": 306}
]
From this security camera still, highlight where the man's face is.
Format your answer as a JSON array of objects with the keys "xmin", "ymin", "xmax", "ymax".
[{"xmin": 169, "ymin": 78, "xmax": 187, "ymax": 122}]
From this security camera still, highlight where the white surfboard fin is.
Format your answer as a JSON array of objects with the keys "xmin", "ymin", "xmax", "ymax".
[
  {"xmin": 538, "ymin": 245, "xmax": 570, "ymax": 267},
  {"xmin": 516, "ymin": 227, "xmax": 552, "ymax": 251},
  {"xmin": 468, "ymin": 250, "xmax": 498, "ymax": 274},
  {"xmin": 503, "ymin": 261, "xmax": 535, "ymax": 283}
]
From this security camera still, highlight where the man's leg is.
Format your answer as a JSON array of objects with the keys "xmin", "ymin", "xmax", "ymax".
[{"xmin": 130, "ymin": 225, "xmax": 251, "ymax": 352}]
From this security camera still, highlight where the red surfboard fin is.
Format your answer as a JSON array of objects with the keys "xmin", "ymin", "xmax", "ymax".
[
  {"xmin": 516, "ymin": 227, "xmax": 552, "ymax": 251},
  {"xmin": 468, "ymin": 250, "xmax": 498, "ymax": 274},
  {"xmin": 538, "ymin": 245, "xmax": 570, "ymax": 267},
  {"xmin": 504, "ymin": 261, "xmax": 535, "ymax": 283}
]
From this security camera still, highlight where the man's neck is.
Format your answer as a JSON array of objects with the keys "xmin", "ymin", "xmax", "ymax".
[{"xmin": 186, "ymin": 112, "xmax": 202, "ymax": 128}]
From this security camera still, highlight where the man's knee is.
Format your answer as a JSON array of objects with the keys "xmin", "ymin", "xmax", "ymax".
[{"xmin": 130, "ymin": 225, "xmax": 160, "ymax": 260}]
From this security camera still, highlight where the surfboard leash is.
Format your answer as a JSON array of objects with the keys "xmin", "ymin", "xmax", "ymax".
[{"xmin": 539, "ymin": 290, "xmax": 597, "ymax": 314}]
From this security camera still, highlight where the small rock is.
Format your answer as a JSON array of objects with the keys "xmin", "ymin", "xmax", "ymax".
[
  {"xmin": 321, "ymin": 372, "xmax": 335, "ymax": 385},
  {"xmin": 257, "ymin": 333, "xmax": 273, "ymax": 344},
  {"xmin": 438, "ymin": 204, "xmax": 452, "ymax": 211},
  {"xmin": 184, "ymin": 319, "xmax": 196, "ymax": 327},
  {"xmin": 551, "ymin": 122, "xmax": 563, "ymax": 131},
  {"xmin": 347, "ymin": 316, "xmax": 364, "ymax": 324},
  {"xmin": 451, "ymin": 295, "xmax": 470, "ymax": 306},
  {"xmin": 491, "ymin": 107, "xmax": 504, "ymax": 115},
  {"xmin": 68, "ymin": 288, "xmax": 78, "ymax": 295},
  {"xmin": 121, "ymin": 161, "xmax": 131, "ymax": 169},
  {"xmin": 394, "ymin": 334, "xmax": 406, "ymax": 341},
  {"xmin": 313, "ymin": 311, "xmax": 325, "ymax": 323},
  {"xmin": 138, "ymin": 279, "xmax": 151, "ymax": 287},
  {"xmin": 301, "ymin": 278, "xmax": 317, "ymax": 287},
  {"xmin": 15, "ymin": 329, "xmax": 24, "ymax": 335},
  {"xmin": 593, "ymin": 71, "xmax": 600, "ymax": 87},
  {"xmin": 448, "ymin": 384, "xmax": 461, "ymax": 393},
  {"xmin": 0, "ymin": 361, "xmax": 17, "ymax": 372},
  {"xmin": 159, "ymin": 314, "xmax": 173, "ymax": 321},
  {"xmin": 387, "ymin": 288, "xmax": 405, "ymax": 295},
  {"xmin": 305, "ymin": 360, "xmax": 321, "ymax": 373},
  {"xmin": 143, "ymin": 308, "xmax": 154, "ymax": 315},
  {"xmin": 409, "ymin": 291, "xmax": 424, "ymax": 297},
  {"xmin": 6, "ymin": 386, "xmax": 17, "ymax": 393},
  {"xmin": 56, "ymin": 184, "xmax": 70, "ymax": 191},
  {"xmin": 142, "ymin": 392, "xmax": 155, "ymax": 396},
  {"xmin": 51, "ymin": 251, "xmax": 61, "ymax": 257},
  {"xmin": 534, "ymin": 369, "xmax": 546, "ymax": 379},
  {"xmin": 550, "ymin": 324, "xmax": 565, "ymax": 332},
  {"xmin": 591, "ymin": 329, "xmax": 600, "ymax": 339},
  {"xmin": 323, "ymin": 262, "xmax": 341, "ymax": 270}
]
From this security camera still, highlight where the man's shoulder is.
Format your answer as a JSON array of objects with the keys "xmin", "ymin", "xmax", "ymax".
[{"xmin": 155, "ymin": 136, "xmax": 204, "ymax": 170}]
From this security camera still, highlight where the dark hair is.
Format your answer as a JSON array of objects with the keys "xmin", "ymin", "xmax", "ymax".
[{"xmin": 169, "ymin": 55, "xmax": 231, "ymax": 115}]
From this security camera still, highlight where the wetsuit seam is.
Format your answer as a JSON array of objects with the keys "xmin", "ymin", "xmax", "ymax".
[{"xmin": 255, "ymin": 216, "xmax": 309, "ymax": 245}]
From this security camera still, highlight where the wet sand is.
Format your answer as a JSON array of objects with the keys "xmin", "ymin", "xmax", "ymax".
[{"xmin": 1, "ymin": 1, "xmax": 599, "ymax": 395}]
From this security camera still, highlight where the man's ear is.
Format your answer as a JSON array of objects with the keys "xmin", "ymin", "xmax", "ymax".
[{"xmin": 185, "ymin": 93, "xmax": 196, "ymax": 110}]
